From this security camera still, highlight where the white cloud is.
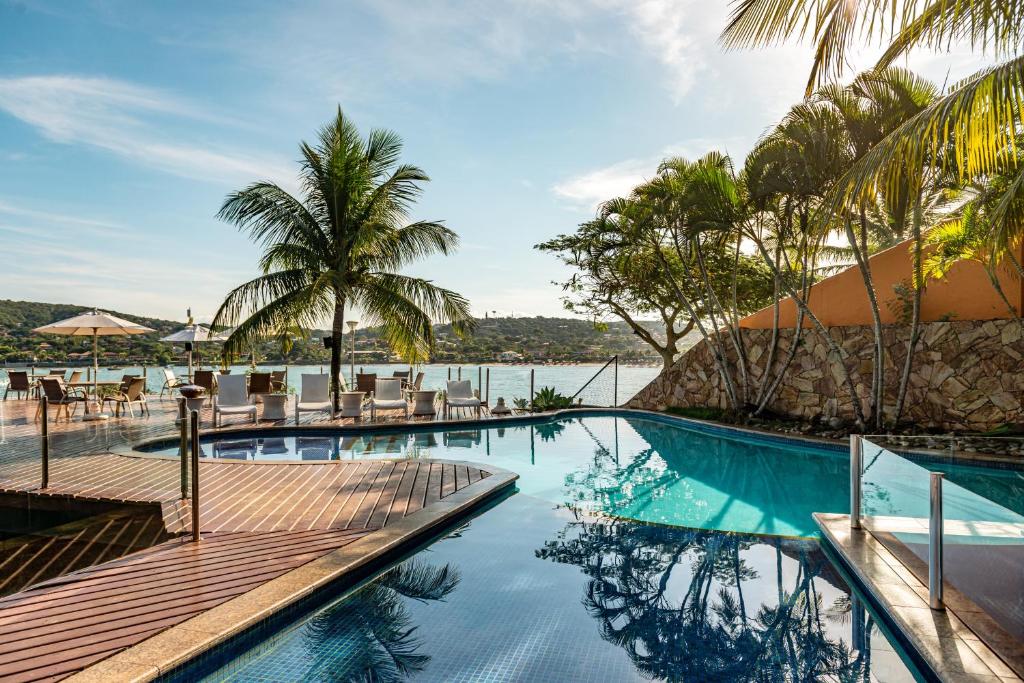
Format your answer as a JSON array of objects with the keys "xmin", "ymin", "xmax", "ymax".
[
  {"xmin": 610, "ymin": 0, "xmax": 706, "ymax": 102},
  {"xmin": 0, "ymin": 76, "xmax": 294, "ymax": 187},
  {"xmin": 552, "ymin": 158, "xmax": 653, "ymax": 211},
  {"xmin": 551, "ymin": 136, "xmax": 751, "ymax": 211}
]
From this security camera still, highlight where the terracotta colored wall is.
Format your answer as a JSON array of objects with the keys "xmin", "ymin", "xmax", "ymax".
[{"xmin": 741, "ymin": 239, "xmax": 1023, "ymax": 329}]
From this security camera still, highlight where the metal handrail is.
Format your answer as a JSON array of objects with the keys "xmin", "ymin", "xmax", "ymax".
[
  {"xmin": 929, "ymin": 472, "xmax": 944, "ymax": 609},
  {"xmin": 179, "ymin": 398, "xmax": 188, "ymax": 499},
  {"xmin": 190, "ymin": 410, "xmax": 201, "ymax": 543},
  {"xmin": 41, "ymin": 396, "xmax": 49, "ymax": 489},
  {"xmin": 570, "ymin": 355, "xmax": 619, "ymax": 406}
]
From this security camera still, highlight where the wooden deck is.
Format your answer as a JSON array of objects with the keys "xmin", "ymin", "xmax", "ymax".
[{"xmin": 0, "ymin": 397, "xmax": 509, "ymax": 681}]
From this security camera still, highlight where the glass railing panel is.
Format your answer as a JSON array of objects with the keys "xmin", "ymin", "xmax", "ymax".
[
  {"xmin": 860, "ymin": 438, "xmax": 934, "ymax": 534},
  {"xmin": 940, "ymin": 475, "xmax": 1024, "ymax": 641}
]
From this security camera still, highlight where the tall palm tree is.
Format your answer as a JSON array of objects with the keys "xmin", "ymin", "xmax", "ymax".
[{"xmin": 212, "ymin": 108, "xmax": 472, "ymax": 405}]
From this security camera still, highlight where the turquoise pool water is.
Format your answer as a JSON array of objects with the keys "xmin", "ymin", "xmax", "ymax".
[
  {"xmin": 166, "ymin": 494, "xmax": 925, "ymax": 682},
  {"xmin": 142, "ymin": 413, "xmax": 1024, "ymax": 538},
  {"xmin": 154, "ymin": 414, "xmax": 974, "ymax": 682}
]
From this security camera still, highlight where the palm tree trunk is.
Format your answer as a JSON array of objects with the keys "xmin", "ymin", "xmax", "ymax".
[
  {"xmin": 330, "ymin": 295, "xmax": 345, "ymax": 411},
  {"xmin": 754, "ymin": 239, "xmax": 868, "ymax": 425},
  {"xmin": 755, "ymin": 245, "xmax": 782, "ymax": 407},
  {"xmin": 846, "ymin": 212, "xmax": 885, "ymax": 430},
  {"xmin": 893, "ymin": 198, "xmax": 924, "ymax": 426}
]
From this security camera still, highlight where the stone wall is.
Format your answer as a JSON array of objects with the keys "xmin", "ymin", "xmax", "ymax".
[{"xmin": 627, "ymin": 319, "xmax": 1024, "ymax": 432}]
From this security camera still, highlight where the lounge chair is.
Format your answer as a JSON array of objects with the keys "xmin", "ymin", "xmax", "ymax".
[
  {"xmin": 445, "ymin": 380, "xmax": 482, "ymax": 419},
  {"xmin": 4, "ymin": 371, "xmax": 31, "ymax": 400},
  {"xmin": 248, "ymin": 372, "xmax": 273, "ymax": 402},
  {"xmin": 100, "ymin": 376, "xmax": 149, "ymax": 417},
  {"xmin": 159, "ymin": 368, "xmax": 186, "ymax": 398},
  {"xmin": 295, "ymin": 374, "xmax": 333, "ymax": 424},
  {"xmin": 68, "ymin": 370, "xmax": 83, "ymax": 384},
  {"xmin": 412, "ymin": 371, "xmax": 425, "ymax": 390},
  {"xmin": 368, "ymin": 378, "xmax": 408, "ymax": 420},
  {"xmin": 35, "ymin": 377, "xmax": 87, "ymax": 422},
  {"xmin": 48, "ymin": 369, "xmax": 67, "ymax": 378},
  {"xmin": 212, "ymin": 374, "xmax": 257, "ymax": 427}
]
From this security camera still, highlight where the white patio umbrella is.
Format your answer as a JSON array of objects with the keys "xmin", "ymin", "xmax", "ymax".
[
  {"xmin": 160, "ymin": 316, "xmax": 228, "ymax": 382},
  {"xmin": 34, "ymin": 310, "xmax": 154, "ymax": 420}
]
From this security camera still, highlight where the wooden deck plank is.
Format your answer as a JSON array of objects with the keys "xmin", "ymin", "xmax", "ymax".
[{"xmin": 0, "ymin": 397, "xmax": 500, "ymax": 681}]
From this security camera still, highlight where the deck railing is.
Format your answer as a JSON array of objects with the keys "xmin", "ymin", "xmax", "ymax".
[{"xmin": 850, "ymin": 435, "xmax": 1024, "ymax": 613}]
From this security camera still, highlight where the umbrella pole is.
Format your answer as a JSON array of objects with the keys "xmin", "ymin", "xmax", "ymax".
[
  {"xmin": 188, "ymin": 348, "xmax": 193, "ymax": 383},
  {"xmin": 83, "ymin": 331, "xmax": 108, "ymax": 421}
]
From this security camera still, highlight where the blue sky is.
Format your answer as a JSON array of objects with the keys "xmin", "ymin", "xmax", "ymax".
[{"xmin": 0, "ymin": 0, "xmax": 989, "ymax": 326}]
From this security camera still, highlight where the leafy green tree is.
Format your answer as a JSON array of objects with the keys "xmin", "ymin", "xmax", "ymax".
[{"xmin": 212, "ymin": 108, "xmax": 472, "ymax": 405}]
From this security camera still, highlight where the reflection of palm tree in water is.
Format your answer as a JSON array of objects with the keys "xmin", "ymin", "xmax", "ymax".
[
  {"xmin": 302, "ymin": 559, "xmax": 460, "ymax": 681},
  {"xmin": 537, "ymin": 519, "xmax": 868, "ymax": 681}
]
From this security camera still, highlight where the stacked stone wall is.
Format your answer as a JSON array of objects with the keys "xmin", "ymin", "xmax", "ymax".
[{"xmin": 627, "ymin": 319, "xmax": 1023, "ymax": 431}]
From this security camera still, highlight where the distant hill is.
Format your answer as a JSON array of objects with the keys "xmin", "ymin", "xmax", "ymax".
[
  {"xmin": 0, "ymin": 300, "xmax": 183, "ymax": 365},
  {"xmin": 0, "ymin": 300, "xmax": 666, "ymax": 366}
]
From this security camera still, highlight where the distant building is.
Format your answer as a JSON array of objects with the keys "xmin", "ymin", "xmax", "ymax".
[{"xmin": 496, "ymin": 350, "xmax": 522, "ymax": 362}]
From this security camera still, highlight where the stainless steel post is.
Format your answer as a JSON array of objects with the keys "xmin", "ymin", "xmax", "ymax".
[
  {"xmin": 179, "ymin": 398, "xmax": 188, "ymax": 499},
  {"xmin": 850, "ymin": 434, "xmax": 862, "ymax": 529},
  {"xmin": 613, "ymin": 355, "xmax": 618, "ymax": 407},
  {"xmin": 190, "ymin": 410, "xmax": 201, "ymax": 542},
  {"xmin": 529, "ymin": 369, "xmax": 535, "ymax": 411},
  {"xmin": 41, "ymin": 396, "xmax": 49, "ymax": 489},
  {"xmin": 929, "ymin": 471, "xmax": 944, "ymax": 609},
  {"xmin": 485, "ymin": 368, "xmax": 490, "ymax": 405}
]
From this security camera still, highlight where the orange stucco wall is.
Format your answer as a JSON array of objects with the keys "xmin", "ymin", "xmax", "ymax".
[{"xmin": 740, "ymin": 239, "xmax": 1023, "ymax": 329}]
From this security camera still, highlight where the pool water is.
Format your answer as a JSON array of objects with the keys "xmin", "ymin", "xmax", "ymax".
[
  {"xmin": 168, "ymin": 494, "xmax": 924, "ymax": 682},
  {"xmin": 141, "ymin": 413, "xmax": 1024, "ymax": 538},
  {"xmin": 157, "ymin": 414, "xmax": 967, "ymax": 682}
]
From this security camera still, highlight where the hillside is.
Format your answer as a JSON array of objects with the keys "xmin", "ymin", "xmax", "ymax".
[{"xmin": 0, "ymin": 300, "xmax": 664, "ymax": 366}]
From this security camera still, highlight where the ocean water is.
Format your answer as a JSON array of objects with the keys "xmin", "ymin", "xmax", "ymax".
[{"xmin": 3, "ymin": 363, "xmax": 659, "ymax": 406}]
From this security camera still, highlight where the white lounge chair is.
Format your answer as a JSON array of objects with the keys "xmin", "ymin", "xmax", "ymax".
[
  {"xmin": 445, "ymin": 380, "xmax": 481, "ymax": 419},
  {"xmin": 159, "ymin": 368, "xmax": 186, "ymax": 399},
  {"xmin": 369, "ymin": 378, "xmax": 408, "ymax": 420},
  {"xmin": 295, "ymin": 374, "xmax": 334, "ymax": 424},
  {"xmin": 212, "ymin": 374, "xmax": 257, "ymax": 427}
]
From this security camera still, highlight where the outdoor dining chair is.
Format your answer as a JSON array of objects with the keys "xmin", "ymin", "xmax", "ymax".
[
  {"xmin": 35, "ymin": 376, "xmax": 87, "ymax": 422},
  {"xmin": 100, "ymin": 376, "xmax": 149, "ymax": 417},
  {"xmin": 295, "ymin": 374, "xmax": 333, "ymax": 423},
  {"xmin": 193, "ymin": 370, "xmax": 216, "ymax": 395},
  {"xmin": 68, "ymin": 370, "xmax": 83, "ymax": 384},
  {"xmin": 248, "ymin": 372, "xmax": 273, "ymax": 401},
  {"xmin": 212, "ymin": 374, "xmax": 257, "ymax": 427},
  {"xmin": 445, "ymin": 380, "xmax": 482, "ymax": 419},
  {"xmin": 270, "ymin": 370, "xmax": 287, "ymax": 392},
  {"xmin": 369, "ymin": 378, "xmax": 408, "ymax": 420},
  {"xmin": 4, "ymin": 371, "xmax": 31, "ymax": 400},
  {"xmin": 355, "ymin": 373, "xmax": 377, "ymax": 395}
]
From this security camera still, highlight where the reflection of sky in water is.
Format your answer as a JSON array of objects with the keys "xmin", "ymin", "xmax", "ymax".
[
  {"xmin": 146, "ymin": 415, "xmax": 1024, "ymax": 538},
  {"xmin": 180, "ymin": 495, "xmax": 921, "ymax": 683}
]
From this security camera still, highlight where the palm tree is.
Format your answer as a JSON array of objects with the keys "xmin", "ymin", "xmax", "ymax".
[
  {"xmin": 212, "ymin": 108, "xmax": 472, "ymax": 405},
  {"xmin": 721, "ymin": 0, "xmax": 1024, "ymax": 251}
]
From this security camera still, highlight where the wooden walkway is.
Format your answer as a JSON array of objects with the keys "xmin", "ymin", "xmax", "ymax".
[{"xmin": 0, "ymin": 398, "xmax": 504, "ymax": 681}]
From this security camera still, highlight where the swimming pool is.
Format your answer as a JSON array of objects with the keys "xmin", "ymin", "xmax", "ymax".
[
  {"xmin": 140, "ymin": 412, "xmax": 1024, "ymax": 538},
  {"xmin": 154, "ymin": 413, "xmax": 958, "ymax": 681}
]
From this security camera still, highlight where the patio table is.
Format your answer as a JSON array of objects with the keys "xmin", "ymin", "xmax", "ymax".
[
  {"xmin": 68, "ymin": 380, "xmax": 122, "ymax": 415},
  {"xmin": 338, "ymin": 391, "xmax": 365, "ymax": 418},
  {"xmin": 410, "ymin": 389, "xmax": 438, "ymax": 416},
  {"xmin": 261, "ymin": 393, "xmax": 288, "ymax": 420}
]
